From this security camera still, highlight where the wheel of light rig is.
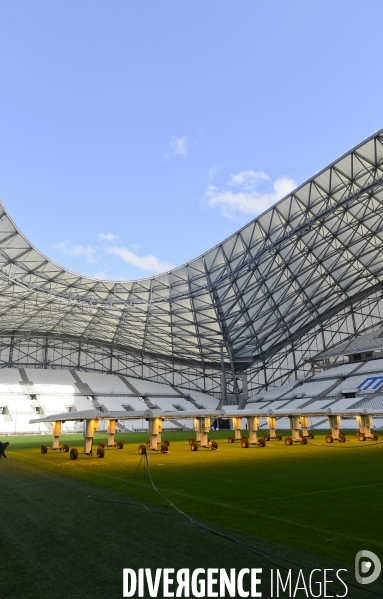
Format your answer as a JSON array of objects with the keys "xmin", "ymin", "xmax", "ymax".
[
  {"xmin": 96, "ymin": 447, "xmax": 105, "ymax": 458},
  {"xmin": 358, "ymin": 432, "xmax": 366, "ymax": 441},
  {"xmin": 258, "ymin": 438, "xmax": 266, "ymax": 447},
  {"xmin": 163, "ymin": 439, "xmax": 170, "ymax": 446},
  {"xmin": 241, "ymin": 435, "xmax": 248, "ymax": 441},
  {"xmin": 138, "ymin": 444, "xmax": 146, "ymax": 455},
  {"xmin": 228, "ymin": 436, "xmax": 234, "ymax": 443},
  {"xmin": 285, "ymin": 437, "xmax": 293, "ymax": 446},
  {"xmin": 372, "ymin": 433, "xmax": 379, "ymax": 441},
  {"xmin": 211, "ymin": 440, "xmax": 218, "ymax": 449},
  {"xmin": 160, "ymin": 443, "xmax": 168, "ymax": 453},
  {"xmin": 277, "ymin": 434, "xmax": 283, "ymax": 441},
  {"xmin": 117, "ymin": 441, "xmax": 124, "ymax": 449},
  {"xmin": 190, "ymin": 442, "xmax": 198, "ymax": 451},
  {"xmin": 300, "ymin": 437, "xmax": 307, "ymax": 445},
  {"xmin": 189, "ymin": 438, "xmax": 195, "ymax": 445},
  {"xmin": 98, "ymin": 442, "xmax": 105, "ymax": 448},
  {"xmin": 241, "ymin": 438, "xmax": 249, "ymax": 448},
  {"xmin": 326, "ymin": 435, "xmax": 333, "ymax": 443},
  {"xmin": 70, "ymin": 448, "xmax": 78, "ymax": 460},
  {"xmin": 63, "ymin": 444, "xmax": 69, "ymax": 452},
  {"xmin": 308, "ymin": 432, "xmax": 314, "ymax": 439},
  {"xmin": 41, "ymin": 444, "xmax": 48, "ymax": 454},
  {"xmin": 264, "ymin": 434, "xmax": 270, "ymax": 441},
  {"xmin": 339, "ymin": 435, "xmax": 346, "ymax": 443}
]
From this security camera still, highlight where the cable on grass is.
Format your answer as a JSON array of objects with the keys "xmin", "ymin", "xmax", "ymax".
[
  {"xmin": 88, "ymin": 453, "xmax": 179, "ymax": 517},
  {"xmin": 89, "ymin": 451, "xmax": 383, "ymax": 598},
  {"xmin": 144, "ymin": 452, "xmax": 383, "ymax": 598}
]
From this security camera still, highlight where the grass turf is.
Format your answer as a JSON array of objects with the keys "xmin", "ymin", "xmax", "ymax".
[{"xmin": 1, "ymin": 429, "xmax": 382, "ymax": 598}]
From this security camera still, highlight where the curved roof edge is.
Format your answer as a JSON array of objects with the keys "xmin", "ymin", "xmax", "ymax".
[{"xmin": 2, "ymin": 127, "xmax": 382, "ymax": 289}]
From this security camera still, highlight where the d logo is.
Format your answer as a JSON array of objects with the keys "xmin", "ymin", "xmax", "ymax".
[{"xmin": 355, "ymin": 550, "xmax": 381, "ymax": 585}]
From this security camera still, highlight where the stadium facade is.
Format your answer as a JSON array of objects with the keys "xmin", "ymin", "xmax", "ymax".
[{"xmin": 1, "ymin": 130, "xmax": 383, "ymax": 403}]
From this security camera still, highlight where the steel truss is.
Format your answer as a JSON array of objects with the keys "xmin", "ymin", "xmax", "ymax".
[{"xmin": 1, "ymin": 130, "xmax": 383, "ymax": 396}]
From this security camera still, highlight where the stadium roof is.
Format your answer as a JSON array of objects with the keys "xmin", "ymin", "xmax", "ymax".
[{"xmin": 1, "ymin": 129, "xmax": 383, "ymax": 371}]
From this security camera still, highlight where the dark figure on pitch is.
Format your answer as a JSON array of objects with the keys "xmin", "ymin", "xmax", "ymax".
[{"xmin": 0, "ymin": 441, "xmax": 9, "ymax": 459}]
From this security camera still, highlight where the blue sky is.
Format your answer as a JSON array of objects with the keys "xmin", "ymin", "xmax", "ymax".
[{"xmin": 0, "ymin": 0, "xmax": 382, "ymax": 280}]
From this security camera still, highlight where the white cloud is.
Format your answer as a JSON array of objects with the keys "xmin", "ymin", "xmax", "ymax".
[
  {"xmin": 228, "ymin": 170, "xmax": 268, "ymax": 189},
  {"xmin": 54, "ymin": 241, "xmax": 97, "ymax": 263},
  {"xmin": 208, "ymin": 166, "xmax": 220, "ymax": 183},
  {"xmin": 98, "ymin": 233, "xmax": 118, "ymax": 242},
  {"xmin": 109, "ymin": 246, "xmax": 174, "ymax": 274},
  {"xmin": 168, "ymin": 135, "xmax": 188, "ymax": 159},
  {"xmin": 204, "ymin": 170, "xmax": 296, "ymax": 218}
]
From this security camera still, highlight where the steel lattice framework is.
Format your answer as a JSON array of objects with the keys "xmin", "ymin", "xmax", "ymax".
[{"xmin": 1, "ymin": 130, "xmax": 383, "ymax": 396}]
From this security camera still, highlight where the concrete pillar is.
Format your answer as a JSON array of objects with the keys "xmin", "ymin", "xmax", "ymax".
[
  {"xmin": 300, "ymin": 415, "xmax": 309, "ymax": 437},
  {"xmin": 328, "ymin": 415, "xmax": 341, "ymax": 440},
  {"xmin": 247, "ymin": 416, "xmax": 259, "ymax": 444},
  {"xmin": 289, "ymin": 416, "xmax": 301, "ymax": 442},
  {"xmin": 52, "ymin": 421, "xmax": 61, "ymax": 449},
  {"xmin": 194, "ymin": 418, "xmax": 201, "ymax": 443},
  {"xmin": 356, "ymin": 414, "xmax": 373, "ymax": 439},
  {"xmin": 232, "ymin": 417, "xmax": 242, "ymax": 440},
  {"xmin": 83, "ymin": 419, "xmax": 95, "ymax": 454},
  {"xmin": 200, "ymin": 418, "xmax": 211, "ymax": 447},
  {"xmin": 267, "ymin": 416, "xmax": 277, "ymax": 439},
  {"xmin": 148, "ymin": 417, "xmax": 162, "ymax": 450},
  {"xmin": 107, "ymin": 420, "xmax": 116, "ymax": 446}
]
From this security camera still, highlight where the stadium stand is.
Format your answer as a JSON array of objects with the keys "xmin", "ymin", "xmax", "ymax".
[
  {"xmin": 125, "ymin": 379, "xmax": 180, "ymax": 396},
  {"xmin": 272, "ymin": 397, "xmax": 312, "ymax": 410},
  {"xmin": 99, "ymin": 396, "xmax": 146, "ymax": 411},
  {"xmin": 247, "ymin": 380, "xmax": 300, "ymax": 403},
  {"xmin": 327, "ymin": 374, "xmax": 383, "ymax": 396},
  {"xmin": 4, "ymin": 299, "xmax": 383, "ymax": 436},
  {"xmin": 358, "ymin": 358, "xmax": 383, "ymax": 374},
  {"xmin": 299, "ymin": 399, "xmax": 334, "ymax": 411},
  {"xmin": 75, "ymin": 372, "xmax": 131, "ymax": 394},
  {"xmin": 311, "ymin": 362, "xmax": 361, "ymax": 379},
  {"xmin": 177, "ymin": 388, "xmax": 219, "ymax": 409},
  {"xmin": 282, "ymin": 379, "xmax": 338, "ymax": 399},
  {"xmin": 24, "ymin": 368, "xmax": 78, "ymax": 392},
  {"xmin": 0, "ymin": 368, "xmax": 214, "ymax": 434},
  {"xmin": 243, "ymin": 401, "xmax": 273, "ymax": 411},
  {"xmin": 148, "ymin": 397, "xmax": 196, "ymax": 411}
]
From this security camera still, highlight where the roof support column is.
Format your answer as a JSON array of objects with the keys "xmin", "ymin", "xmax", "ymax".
[
  {"xmin": 8, "ymin": 334, "xmax": 14, "ymax": 368},
  {"xmin": 77, "ymin": 341, "xmax": 81, "ymax": 371},
  {"xmin": 227, "ymin": 344, "xmax": 240, "ymax": 405},
  {"xmin": 220, "ymin": 344, "xmax": 227, "ymax": 407},
  {"xmin": 43, "ymin": 336, "xmax": 48, "ymax": 369}
]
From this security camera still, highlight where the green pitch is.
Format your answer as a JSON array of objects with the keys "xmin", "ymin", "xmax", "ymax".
[{"xmin": 1, "ymin": 429, "xmax": 382, "ymax": 598}]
